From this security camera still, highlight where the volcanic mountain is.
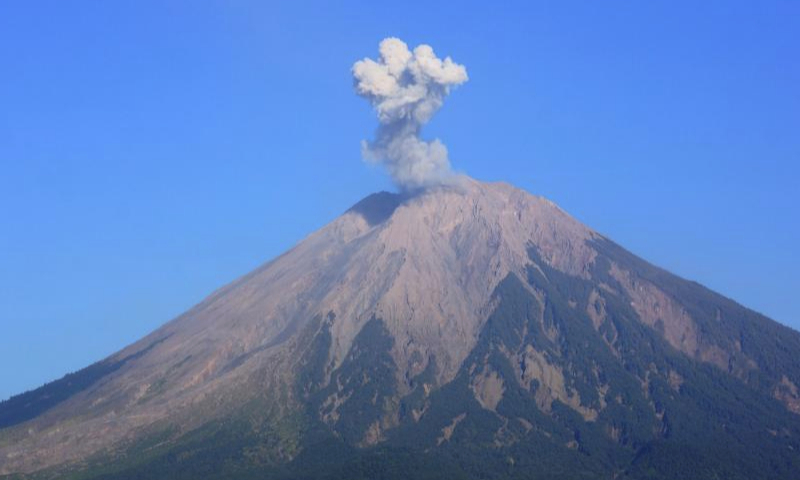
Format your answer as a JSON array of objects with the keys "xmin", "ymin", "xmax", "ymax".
[{"xmin": 2, "ymin": 178, "xmax": 799, "ymax": 479}]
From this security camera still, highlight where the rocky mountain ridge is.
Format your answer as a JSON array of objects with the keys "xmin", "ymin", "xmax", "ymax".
[{"xmin": 2, "ymin": 177, "xmax": 799, "ymax": 479}]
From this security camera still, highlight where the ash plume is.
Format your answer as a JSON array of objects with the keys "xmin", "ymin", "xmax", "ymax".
[{"xmin": 353, "ymin": 37, "xmax": 468, "ymax": 190}]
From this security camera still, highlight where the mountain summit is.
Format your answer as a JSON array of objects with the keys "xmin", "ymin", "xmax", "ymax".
[{"xmin": 2, "ymin": 178, "xmax": 799, "ymax": 479}]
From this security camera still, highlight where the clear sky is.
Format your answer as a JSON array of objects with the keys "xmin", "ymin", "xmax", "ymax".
[{"xmin": 1, "ymin": 1, "xmax": 798, "ymax": 401}]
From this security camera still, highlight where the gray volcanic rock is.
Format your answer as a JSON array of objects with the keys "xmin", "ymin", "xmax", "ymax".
[{"xmin": 1, "ymin": 177, "xmax": 799, "ymax": 479}]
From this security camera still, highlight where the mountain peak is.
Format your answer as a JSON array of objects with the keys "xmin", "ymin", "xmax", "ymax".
[{"xmin": 3, "ymin": 178, "xmax": 800, "ymax": 479}]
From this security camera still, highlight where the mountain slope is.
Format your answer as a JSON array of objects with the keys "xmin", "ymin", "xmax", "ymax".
[{"xmin": 1, "ymin": 178, "xmax": 799, "ymax": 479}]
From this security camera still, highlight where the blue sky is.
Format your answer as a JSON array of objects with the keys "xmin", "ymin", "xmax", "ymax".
[{"xmin": 1, "ymin": 1, "xmax": 798, "ymax": 401}]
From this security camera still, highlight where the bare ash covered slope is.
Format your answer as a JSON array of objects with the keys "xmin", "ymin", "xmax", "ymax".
[{"xmin": 1, "ymin": 178, "xmax": 799, "ymax": 479}]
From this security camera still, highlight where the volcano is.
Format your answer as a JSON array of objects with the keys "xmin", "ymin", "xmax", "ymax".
[{"xmin": 2, "ymin": 178, "xmax": 799, "ymax": 479}]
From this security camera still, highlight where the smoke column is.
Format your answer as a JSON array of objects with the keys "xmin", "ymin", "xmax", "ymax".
[{"xmin": 352, "ymin": 38, "xmax": 468, "ymax": 190}]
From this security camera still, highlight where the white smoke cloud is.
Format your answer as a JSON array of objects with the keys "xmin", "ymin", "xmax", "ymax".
[{"xmin": 353, "ymin": 38, "xmax": 468, "ymax": 190}]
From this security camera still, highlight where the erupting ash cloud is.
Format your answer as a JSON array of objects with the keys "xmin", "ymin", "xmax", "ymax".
[{"xmin": 353, "ymin": 37, "xmax": 468, "ymax": 190}]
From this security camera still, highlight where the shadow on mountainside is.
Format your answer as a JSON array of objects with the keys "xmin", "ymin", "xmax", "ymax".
[{"xmin": 347, "ymin": 191, "xmax": 406, "ymax": 226}]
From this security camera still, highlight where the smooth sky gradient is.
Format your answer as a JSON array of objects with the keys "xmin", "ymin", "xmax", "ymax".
[{"xmin": 1, "ymin": 1, "xmax": 798, "ymax": 401}]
